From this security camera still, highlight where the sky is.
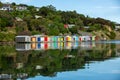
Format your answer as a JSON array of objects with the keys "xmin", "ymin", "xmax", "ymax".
[{"xmin": 1, "ymin": 0, "xmax": 120, "ymax": 23}]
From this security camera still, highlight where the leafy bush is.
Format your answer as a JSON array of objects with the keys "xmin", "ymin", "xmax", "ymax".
[
  {"xmin": 106, "ymin": 31, "xmax": 116, "ymax": 39},
  {"xmin": 110, "ymin": 31, "xmax": 116, "ymax": 39},
  {"xmin": 0, "ymin": 32, "xmax": 15, "ymax": 41}
]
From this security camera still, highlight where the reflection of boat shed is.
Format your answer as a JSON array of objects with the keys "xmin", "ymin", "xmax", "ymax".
[
  {"xmin": 51, "ymin": 42, "xmax": 58, "ymax": 49},
  {"xmin": 65, "ymin": 42, "xmax": 72, "ymax": 49},
  {"xmin": 64, "ymin": 55, "xmax": 75, "ymax": 58},
  {"xmin": 116, "ymin": 49, "xmax": 120, "ymax": 56},
  {"xmin": 80, "ymin": 42, "xmax": 96, "ymax": 50},
  {"xmin": 58, "ymin": 42, "xmax": 64, "ymax": 49},
  {"xmin": 0, "ymin": 74, "xmax": 12, "ymax": 79},
  {"xmin": 17, "ymin": 73, "xmax": 28, "ymax": 79},
  {"xmin": 16, "ymin": 43, "xmax": 31, "ymax": 51},
  {"xmin": 39, "ymin": 43, "xmax": 51, "ymax": 50}
]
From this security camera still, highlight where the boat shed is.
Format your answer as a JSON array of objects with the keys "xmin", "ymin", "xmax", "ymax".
[
  {"xmin": 15, "ymin": 36, "xmax": 31, "ymax": 42},
  {"xmin": 65, "ymin": 36, "xmax": 73, "ymax": 42},
  {"xmin": 72, "ymin": 35, "xmax": 79, "ymax": 42}
]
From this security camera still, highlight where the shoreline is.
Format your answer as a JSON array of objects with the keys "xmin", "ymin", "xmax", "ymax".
[
  {"xmin": 0, "ymin": 41, "xmax": 15, "ymax": 45},
  {"xmin": 0, "ymin": 40, "xmax": 120, "ymax": 44}
]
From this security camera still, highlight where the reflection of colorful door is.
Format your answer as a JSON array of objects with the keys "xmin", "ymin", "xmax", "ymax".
[
  {"xmin": 66, "ymin": 42, "xmax": 72, "ymax": 49},
  {"xmin": 37, "ymin": 43, "xmax": 41, "ymax": 49},
  {"xmin": 44, "ymin": 43, "xmax": 48, "ymax": 49},
  {"xmin": 54, "ymin": 42, "xmax": 58, "ymax": 49},
  {"xmin": 31, "ymin": 43, "xmax": 36, "ymax": 49},
  {"xmin": 41, "ymin": 43, "xmax": 44, "ymax": 49},
  {"xmin": 60, "ymin": 42, "xmax": 64, "ymax": 48},
  {"xmin": 61, "ymin": 42, "xmax": 64, "ymax": 47},
  {"xmin": 58, "ymin": 42, "xmax": 64, "ymax": 49},
  {"xmin": 58, "ymin": 42, "xmax": 60, "ymax": 49},
  {"xmin": 73, "ymin": 42, "xmax": 78, "ymax": 49}
]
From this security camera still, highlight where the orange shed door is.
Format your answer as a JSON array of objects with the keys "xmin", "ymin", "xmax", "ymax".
[
  {"xmin": 31, "ymin": 43, "xmax": 36, "ymax": 49},
  {"xmin": 31, "ymin": 37, "xmax": 36, "ymax": 42}
]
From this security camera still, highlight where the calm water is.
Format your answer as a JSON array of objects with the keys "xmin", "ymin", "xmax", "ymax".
[{"xmin": 0, "ymin": 41, "xmax": 120, "ymax": 80}]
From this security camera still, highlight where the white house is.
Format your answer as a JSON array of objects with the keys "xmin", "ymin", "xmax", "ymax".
[
  {"xmin": 0, "ymin": 3, "xmax": 13, "ymax": 11},
  {"xmin": 16, "ymin": 4, "xmax": 27, "ymax": 11},
  {"xmin": 115, "ymin": 24, "xmax": 120, "ymax": 30},
  {"xmin": 84, "ymin": 26, "xmax": 90, "ymax": 29}
]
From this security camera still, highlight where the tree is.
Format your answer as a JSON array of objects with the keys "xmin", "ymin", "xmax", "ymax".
[
  {"xmin": 27, "ymin": 6, "xmax": 37, "ymax": 15},
  {"xmin": 0, "ymin": 11, "xmax": 14, "ymax": 29},
  {"xmin": 11, "ymin": 2, "xmax": 16, "ymax": 6},
  {"xmin": 15, "ymin": 21, "xmax": 28, "ymax": 33},
  {"xmin": 69, "ymin": 26, "xmax": 79, "ymax": 34},
  {"xmin": 0, "ymin": 1, "xmax": 3, "ymax": 8},
  {"xmin": 11, "ymin": 2, "xmax": 16, "ymax": 11}
]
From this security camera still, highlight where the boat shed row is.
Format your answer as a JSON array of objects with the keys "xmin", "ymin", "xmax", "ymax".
[{"xmin": 15, "ymin": 35, "xmax": 98, "ymax": 43}]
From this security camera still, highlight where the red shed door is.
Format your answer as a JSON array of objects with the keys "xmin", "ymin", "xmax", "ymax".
[
  {"xmin": 66, "ymin": 37, "xmax": 68, "ymax": 41},
  {"xmin": 44, "ymin": 36, "xmax": 48, "ymax": 42},
  {"xmin": 79, "ymin": 37, "xmax": 82, "ymax": 41}
]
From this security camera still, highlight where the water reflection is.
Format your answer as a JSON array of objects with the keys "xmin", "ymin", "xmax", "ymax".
[
  {"xmin": 0, "ymin": 42, "xmax": 120, "ymax": 80},
  {"xmin": 16, "ymin": 42, "xmax": 96, "ymax": 51}
]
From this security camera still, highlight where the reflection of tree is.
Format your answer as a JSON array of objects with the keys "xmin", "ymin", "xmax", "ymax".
[{"xmin": 0, "ymin": 43, "xmax": 117, "ymax": 79}]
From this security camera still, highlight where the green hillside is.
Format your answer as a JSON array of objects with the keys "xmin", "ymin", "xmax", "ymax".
[{"xmin": 0, "ymin": 2, "xmax": 119, "ymax": 42}]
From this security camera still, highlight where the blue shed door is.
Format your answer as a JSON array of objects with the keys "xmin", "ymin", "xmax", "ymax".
[{"xmin": 38, "ymin": 37, "xmax": 41, "ymax": 42}]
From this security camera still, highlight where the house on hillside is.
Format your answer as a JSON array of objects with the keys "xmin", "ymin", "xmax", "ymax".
[
  {"xmin": 35, "ymin": 15, "xmax": 42, "ymax": 19},
  {"xmin": 64, "ymin": 24, "xmax": 75, "ymax": 28},
  {"xmin": 115, "ymin": 24, "xmax": 120, "ymax": 30},
  {"xmin": 35, "ymin": 7, "xmax": 39, "ymax": 11},
  {"xmin": 84, "ymin": 26, "xmax": 90, "ymax": 29},
  {"xmin": 15, "ymin": 17, "xmax": 23, "ymax": 21},
  {"xmin": 16, "ymin": 4, "xmax": 27, "ymax": 11},
  {"xmin": 0, "ymin": 3, "xmax": 13, "ymax": 11}
]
